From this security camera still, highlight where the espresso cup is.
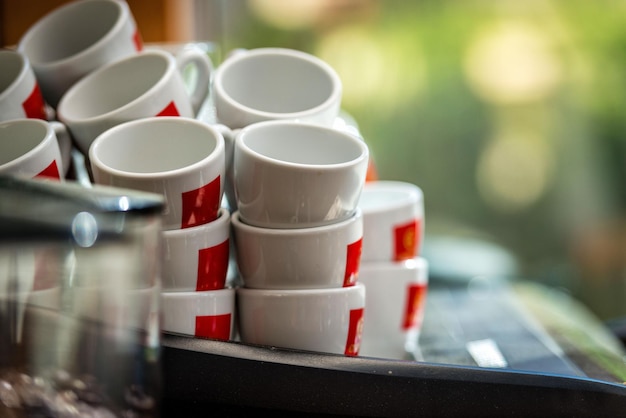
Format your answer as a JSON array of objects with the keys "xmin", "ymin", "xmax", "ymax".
[
  {"xmin": 358, "ymin": 257, "xmax": 429, "ymax": 359},
  {"xmin": 0, "ymin": 50, "xmax": 48, "ymax": 121},
  {"xmin": 231, "ymin": 209, "xmax": 363, "ymax": 289},
  {"xmin": 58, "ymin": 48, "xmax": 213, "ymax": 155},
  {"xmin": 161, "ymin": 288, "xmax": 236, "ymax": 341},
  {"xmin": 0, "ymin": 119, "xmax": 68, "ymax": 180},
  {"xmin": 89, "ymin": 117, "xmax": 225, "ymax": 230},
  {"xmin": 358, "ymin": 181, "xmax": 425, "ymax": 262},
  {"xmin": 17, "ymin": 0, "xmax": 143, "ymax": 108},
  {"xmin": 161, "ymin": 208, "xmax": 230, "ymax": 292},
  {"xmin": 233, "ymin": 120, "xmax": 369, "ymax": 228},
  {"xmin": 237, "ymin": 283, "xmax": 366, "ymax": 356}
]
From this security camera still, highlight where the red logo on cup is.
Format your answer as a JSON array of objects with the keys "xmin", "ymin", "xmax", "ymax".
[
  {"xmin": 196, "ymin": 239, "xmax": 229, "ymax": 291},
  {"xmin": 343, "ymin": 238, "xmax": 362, "ymax": 287},
  {"xmin": 393, "ymin": 219, "xmax": 420, "ymax": 261},
  {"xmin": 195, "ymin": 313, "xmax": 231, "ymax": 340},
  {"xmin": 35, "ymin": 160, "xmax": 61, "ymax": 180},
  {"xmin": 180, "ymin": 175, "xmax": 220, "ymax": 229},
  {"xmin": 344, "ymin": 308, "xmax": 364, "ymax": 356},
  {"xmin": 156, "ymin": 101, "xmax": 180, "ymax": 117},
  {"xmin": 132, "ymin": 29, "xmax": 143, "ymax": 52},
  {"xmin": 22, "ymin": 83, "xmax": 47, "ymax": 120},
  {"xmin": 403, "ymin": 283, "xmax": 428, "ymax": 330}
]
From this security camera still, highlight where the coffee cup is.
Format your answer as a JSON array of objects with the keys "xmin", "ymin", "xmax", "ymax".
[
  {"xmin": 358, "ymin": 257, "xmax": 429, "ymax": 359},
  {"xmin": 231, "ymin": 209, "xmax": 363, "ymax": 289},
  {"xmin": 161, "ymin": 208, "xmax": 230, "ymax": 292},
  {"xmin": 237, "ymin": 283, "xmax": 366, "ymax": 356},
  {"xmin": 0, "ymin": 118, "xmax": 69, "ymax": 180},
  {"xmin": 58, "ymin": 48, "xmax": 213, "ymax": 155},
  {"xmin": 17, "ymin": 0, "xmax": 143, "ymax": 108},
  {"xmin": 161, "ymin": 288, "xmax": 236, "ymax": 341},
  {"xmin": 233, "ymin": 120, "xmax": 369, "ymax": 228},
  {"xmin": 89, "ymin": 117, "xmax": 225, "ymax": 230},
  {"xmin": 0, "ymin": 50, "xmax": 48, "ymax": 121},
  {"xmin": 358, "ymin": 181, "xmax": 425, "ymax": 262}
]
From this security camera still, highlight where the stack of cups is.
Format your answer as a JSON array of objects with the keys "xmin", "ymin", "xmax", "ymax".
[
  {"xmin": 230, "ymin": 120, "xmax": 370, "ymax": 356},
  {"xmin": 357, "ymin": 180, "xmax": 428, "ymax": 359},
  {"xmin": 89, "ymin": 116, "xmax": 237, "ymax": 342}
]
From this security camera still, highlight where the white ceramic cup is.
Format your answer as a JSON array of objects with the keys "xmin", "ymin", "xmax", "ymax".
[
  {"xmin": 233, "ymin": 120, "xmax": 369, "ymax": 228},
  {"xmin": 58, "ymin": 48, "xmax": 213, "ymax": 155},
  {"xmin": 17, "ymin": 0, "xmax": 143, "ymax": 108},
  {"xmin": 0, "ymin": 118, "xmax": 69, "ymax": 180},
  {"xmin": 161, "ymin": 208, "xmax": 230, "ymax": 292},
  {"xmin": 161, "ymin": 288, "xmax": 236, "ymax": 341},
  {"xmin": 0, "ymin": 50, "xmax": 48, "ymax": 121},
  {"xmin": 358, "ymin": 257, "xmax": 429, "ymax": 359},
  {"xmin": 89, "ymin": 117, "xmax": 225, "ymax": 230},
  {"xmin": 358, "ymin": 181, "xmax": 425, "ymax": 263},
  {"xmin": 231, "ymin": 209, "xmax": 363, "ymax": 289},
  {"xmin": 237, "ymin": 283, "xmax": 366, "ymax": 356}
]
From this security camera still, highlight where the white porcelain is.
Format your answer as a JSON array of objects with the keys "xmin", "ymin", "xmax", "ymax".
[
  {"xmin": 161, "ymin": 288, "xmax": 236, "ymax": 341},
  {"xmin": 0, "ymin": 50, "xmax": 48, "ymax": 121},
  {"xmin": 58, "ymin": 48, "xmax": 212, "ymax": 155},
  {"xmin": 231, "ymin": 209, "xmax": 363, "ymax": 289},
  {"xmin": 89, "ymin": 117, "xmax": 225, "ymax": 230},
  {"xmin": 161, "ymin": 208, "xmax": 230, "ymax": 291},
  {"xmin": 358, "ymin": 181, "xmax": 425, "ymax": 262},
  {"xmin": 18, "ymin": 0, "xmax": 142, "ymax": 108},
  {"xmin": 237, "ymin": 283, "xmax": 366, "ymax": 356},
  {"xmin": 0, "ymin": 118, "xmax": 67, "ymax": 180},
  {"xmin": 234, "ymin": 120, "xmax": 369, "ymax": 228},
  {"xmin": 358, "ymin": 257, "xmax": 429, "ymax": 359}
]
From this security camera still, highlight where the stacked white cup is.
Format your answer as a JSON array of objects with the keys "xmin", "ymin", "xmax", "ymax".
[
  {"xmin": 89, "ymin": 116, "xmax": 237, "ymax": 342},
  {"xmin": 356, "ymin": 180, "xmax": 429, "ymax": 359}
]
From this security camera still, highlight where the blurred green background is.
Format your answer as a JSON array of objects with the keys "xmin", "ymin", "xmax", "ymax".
[{"xmin": 212, "ymin": 0, "xmax": 626, "ymax": 321}]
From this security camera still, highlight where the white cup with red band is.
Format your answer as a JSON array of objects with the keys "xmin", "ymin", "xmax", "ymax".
[
  {"xmin": 18, "ymin": 0, "xmax": 143, "ymax": 109},
  {"xmin": 161, "ymin": 288, "xmax": 236, "ymax": 341},
  {"xmin": 161, "ymin": 208, "xmax": 230, "ymax": 292},
  {"xmin": 58, "ymin": 48, "xmax": 213, "ymax": 155},
  {"xmin": 89, "ymin": 117, "xmax": 225, "ymax": 230},
  {"xmin": 358, "ymin": 257, "xmax": 429, "ymax": 359},
  {"xmin": 237, "ymin": 283, "xmax": 366, "ymax": 356},
  {"xmin": 358, "ymin": 181, "xmax": 425, "ymax": 263},
  {"xmin": 0, "ymin": 119, "xmax": 68, "ymax": 181},
  {"xmin": 0, "ymin": 50, "xmax": 48, "ymax": 122},
  {"xmin": 231, "ymin": 209, "xmax": 363, "ymax": 289},
  {"xmin": 233, "ymin": 120, "xmax": 369, "ymax": 229}
]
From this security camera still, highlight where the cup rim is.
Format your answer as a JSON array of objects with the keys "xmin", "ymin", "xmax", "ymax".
[
  {"xmin": 0, "ymin": 50, "xmax": 28, "ymax": 102},
  {"xmin": 214, "ymin": 47, "xmax": 342, "ymax": 120},
  {"xmin": 232, "ymin": 208, "xmax": 361, "ymax": 234},
  {"xmin": 162, "ymin": 207, "xmax": 230, "ymax": 237},
  {"xmin": 57, "ymin": 50, "xmax": 176, "ymax": 124},
  {"xmin": 237, "ymin": 282, "xmax": 365, "ymax": 297},
  {"xmin": 359, "ymin": 181, "xmax": 424, "ymax": 215},
  {"xmin": 89, "ymin": 116, "xmax": 224, "ymax": 179},
  {"xmin": 161, "ymin": 287, "xmax": 235, "ymax": 300},
  {"xmin": 236, "ymin": 120, "xmax": 369, "ymax": 170}
]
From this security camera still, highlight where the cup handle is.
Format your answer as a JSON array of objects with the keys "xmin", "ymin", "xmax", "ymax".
[
  {"xmin": 50, "ymin": 121, "xmax": 72, "ymax": 177},
  {"xmin": 213, "ymin": 124, "xmax": 240, "ymax": 211},
  {"xmin": 175, "ymin": 46, "xmax": 214, "ymax": 115}
]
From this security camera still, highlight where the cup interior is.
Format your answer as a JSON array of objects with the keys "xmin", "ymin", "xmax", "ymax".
[
  {"xmin": 20, "ymin": 0, "xmax": 122, "ymax": 64},
  {"xmin": 0, "ymin": 51, "xmax": 24, "ymax": 94},
  {"xmin": 239, "ymin": 122, "xmax": 365, "ymax": 166},
  {"xmin": 92, "ymin": 118, "xmax": 219, "ymax": 174},
  {"xmin": 60, "ymin": 53, "xmax": 169, "ymax": 119},
  {"xmin": 220, "ymin": 51, "xmax": 336, "ymax": 113},
  {"xmin": 0, "ymin": 120, "xmax": 48, "ymax": 164}
]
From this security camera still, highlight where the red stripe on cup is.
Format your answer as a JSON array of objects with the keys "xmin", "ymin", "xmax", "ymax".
[
  {"xmin": 35, "ymin": 160, "xmax": 61, "ymax": 180},
  {"xmin": 402, "ymin": 282, "xmax": 428, "ymax": 330},
  {"xmin": 196, "ymin": 239, "xmax": 229, "ymax": 291},
  {"xmin": 343, "ymin": 238, "xmax": 363, "ymax": 287},
  {"xmin": 195, "ymin": 313, "xmax": 232, "ymax": 340},
  {"xmin": 180, "ymin": 175, "xmax": 220, "ymax": 229},
  {"xmin": 132, "ymin": 28, "xmax": 143, "ymax": 52},
  {"xmin": 344, "ymin": 307, "xmax": 364, "ymax": 356},
  {"xmin": 393, "ymin": 219, "xmax": 419, "ymax": 261},
  {"xmin": 156, "ymin": 101, "xmax": 180, "ymax": 117},
  {"xmin": 22, "ymin": 83, "xmax": 47, "ymax": 120}
]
